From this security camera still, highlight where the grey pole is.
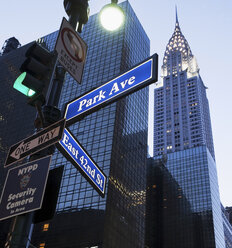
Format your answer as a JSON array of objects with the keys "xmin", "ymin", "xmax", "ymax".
[{"xmin": 5, "ymin": 214, "xmax": 34, "ymax": 248}]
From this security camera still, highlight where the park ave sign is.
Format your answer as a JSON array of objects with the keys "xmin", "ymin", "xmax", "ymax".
[{"xmin": 64, "ymin": 54, "xmax": 158, "ymax": 126}]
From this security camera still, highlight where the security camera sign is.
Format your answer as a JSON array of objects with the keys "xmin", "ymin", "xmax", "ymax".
[
  {"xmin": 0, "ymin": 156, "xmax": 51, "ymax": 221},
  {"xmin": 55, "ymin": 17, "xmax": 87, "ymax": 84}
]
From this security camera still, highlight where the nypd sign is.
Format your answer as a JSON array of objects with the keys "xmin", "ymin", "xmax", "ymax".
[
  {"xmin": 64, "ymin": 54, "xmax": 158, "ymax": 125},
  {"xmin": 0, "ymin": 156, "xmax": 51, "ymax": 221},
  {"xmin": 57, "ymin": 128, "xmax": 106, "ymax": 197}
]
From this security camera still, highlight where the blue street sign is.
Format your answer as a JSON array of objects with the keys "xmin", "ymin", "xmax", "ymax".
[
  {"xmin": 64, "ymin": 54, "xmax": 158, "ymax": 126},
  {"xmin": 0, "ymin": 156, "xmax": 51, "ymax": 221},
  {"xmin": 57, "ymin": 128, "xmax": 106, "ymax": 197}
]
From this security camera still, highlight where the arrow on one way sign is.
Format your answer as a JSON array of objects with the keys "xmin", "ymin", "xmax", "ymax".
[
  {"xmin": 5, "ymin": 119, "xmax": 66, "ymax": 168},
  {"xmin": 10, "ymin": 127, "xmax": 60, "ymax": 160}
]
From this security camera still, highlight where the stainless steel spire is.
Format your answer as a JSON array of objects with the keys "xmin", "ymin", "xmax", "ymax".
[{"xmin": 163, "ymin": 9, "xmax": 193, "ymax": 67}]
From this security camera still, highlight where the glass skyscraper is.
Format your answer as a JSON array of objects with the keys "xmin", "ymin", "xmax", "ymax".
[
  {"xmin": 222, "ymin": 206, "xmax": 232, "ymax": 247},
  {"xmin": 154, "ymin": 14, "xmax": 214, "ymax": 158},
  {"xmin": 147, "ymin": 12, "xmax": 227, "ymax": 248},
  {"xmin": 32, "ymin": 2, "xmax": 150, "ymax": 247}
]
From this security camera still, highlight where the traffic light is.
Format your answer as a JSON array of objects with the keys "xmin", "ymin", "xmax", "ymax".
[{"xmin": 13, "ymin": 42, "xmax": 55, "ymax": 106}]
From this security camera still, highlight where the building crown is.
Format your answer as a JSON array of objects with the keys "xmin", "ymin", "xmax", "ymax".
[{"xmin": 163, "ymin": 8, "xmax": 193, "ymax": 66}]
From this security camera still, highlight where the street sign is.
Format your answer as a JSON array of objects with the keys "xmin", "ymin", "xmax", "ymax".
[
  {"xmin": 0, "ymin": 156, "xmax": 51, "ymax": 221},
  {"xmin": 5, "ymin": 119, "xmax": 66, "ymax": 167},
  {"xmin": 64, "ymin": 53, "xmax": 158, "ymax": 126},
  {"xmin": 57, "ymin": 128, "xmax": 106, "ymax": 197},
  {"xmin": 55, "ymin": 17, "xmax": 87, "ymax": 84}
]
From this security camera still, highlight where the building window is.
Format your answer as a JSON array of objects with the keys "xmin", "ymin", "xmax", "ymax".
[
  {"xmin": 39, "ymin": 243, "xmax": 45, "ymax": 248},
  {"xmin": 42, "ymin": 224, "xmax": 49, "ymax": 232}
]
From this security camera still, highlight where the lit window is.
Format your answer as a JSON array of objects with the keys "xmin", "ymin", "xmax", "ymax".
[
  {"xmin": 43, "ymin": 224, "xmax": 49, "ymax": 232},
  {"xmin": 39, "ymin": 243, "xmax": 45, "ymax": 248}
]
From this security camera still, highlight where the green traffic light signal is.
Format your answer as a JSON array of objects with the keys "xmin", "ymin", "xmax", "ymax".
[
  {"xmin": 13, "ymin": 42, "xmax": 55, "ymax": 106},
  {"xmin": 13, "ymin": 72, "xmax": 36, "ymax": 97}
]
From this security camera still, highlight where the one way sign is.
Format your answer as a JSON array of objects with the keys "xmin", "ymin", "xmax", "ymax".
[{"xmin": 5, "ymin": 119, "xmax": 66, "ymax": 168}]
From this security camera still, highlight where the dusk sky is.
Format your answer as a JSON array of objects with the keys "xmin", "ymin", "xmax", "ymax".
[{"xmin": 1, "ymin": 0, "xmax": 232, "ymax": 206}]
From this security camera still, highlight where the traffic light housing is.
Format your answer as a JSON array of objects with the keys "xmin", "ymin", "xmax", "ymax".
[
  {"xmin": 63, "ymin": 0, "xmax": 89, "ymax": 32},
  {"xmin": 13, "ymin": 42, "xmax": 55, "ymax": 106},
  {"xmin": 33, "ymin": 165, "xmax": 64, "ymax": 223}
]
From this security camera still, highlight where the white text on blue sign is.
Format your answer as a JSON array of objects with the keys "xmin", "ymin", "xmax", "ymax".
[
  {"xmin": 65, "ymin": 58, "xmax": 153, "ymax": 122},
  {"xmin": 59, "ymin": 129, "xmax": 106, "ymax": 195}
]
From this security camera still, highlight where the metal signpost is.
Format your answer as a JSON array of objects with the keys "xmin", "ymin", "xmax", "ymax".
[
  {"xmin": 64, "ymin": 54, "xmax": 158, "ymax": 126},
  {"xmin": 55, "ymin": 17, "xmax": 87, "ymax": 84},
  {"xmin": 57, "ymin": 128, "xmax": 106, "ymax": 196},
  {"xmin": 4, "ymin": 119, "xmax": 66, "ymax": 167},
  {"xmin": 0, "ymin": 156, "xmax": 51, "ymax": 221}
]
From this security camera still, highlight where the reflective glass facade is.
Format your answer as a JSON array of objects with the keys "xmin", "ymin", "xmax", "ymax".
[
  {"xmin": 222, "ymin": 206, "xmax": 232, "ymax": 248},
  {"xmin": 147, "ymin": 147, "xmax": 225, "ymax": 247},
  {"xmin": 32, "ymin": 2, "xmax": 150, "ymax": 247}
]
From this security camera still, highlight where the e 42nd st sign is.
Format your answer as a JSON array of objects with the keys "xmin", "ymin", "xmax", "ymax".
[{"xmin": 57, "ymin": 128, "xmax": 106, "ymax": 197}]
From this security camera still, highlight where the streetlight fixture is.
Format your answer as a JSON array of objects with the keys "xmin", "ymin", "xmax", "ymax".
[{"xmin": 99, "ymin": 0, "xmax": 125, "ymax": 31}]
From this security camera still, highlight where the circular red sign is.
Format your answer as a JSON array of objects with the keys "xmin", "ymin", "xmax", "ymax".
[{"xmin": 61, "ymin": 27, "xmax": 86, "ymax": 63}]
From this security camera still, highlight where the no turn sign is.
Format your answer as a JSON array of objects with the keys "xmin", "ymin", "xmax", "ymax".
[{"xmin": 55, "ymin": 17, "xmax": 87, "ymax": 84}]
